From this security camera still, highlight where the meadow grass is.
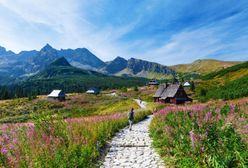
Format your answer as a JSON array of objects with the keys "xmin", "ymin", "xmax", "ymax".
[
  {"xmin": 0, "ymin": 109, "xmax": 151, "ymax": 167},
  {"xmin": 0, "ymin": 90, "xmax": 152, "ymax": 167},
  {"xmin": 150, "ymin": 98, "xmax": 248, "ymax": 167},
  {"xmin": 0, "ymin": 93, "xmax": 141, "ymax": 123}
]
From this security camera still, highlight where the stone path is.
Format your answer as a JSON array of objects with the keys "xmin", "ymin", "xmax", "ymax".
[
  {"xmin": 100, "ymin": 115, "xmax": 165, "ymax": 168},
  {"xmin": 134, "ymin": 99, "xmax": 147, "ymax": 109}
]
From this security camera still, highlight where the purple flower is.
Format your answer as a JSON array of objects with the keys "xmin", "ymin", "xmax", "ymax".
[
  {"xmin": 1, "ymin": 148, "xmax": 8, "ymax": 154},
  {"xmin": 243, "ymin": 125, "xmax": 248, "ymax": 130},
  {"xmin": 230, "ymin": 104, "xmax": 236, "ymax": 112},
  {"xmin": 189, "ymin": 130, "xmax": 196, "ymax": 150},
  {"xmin": 205, "ymin": 112, "xmax": 212, "ymax": 121},
  {"xmin": 215, "ymin": 108, "xmax": 221, "ymax": 114},
  {"xmin": 189, "ymin": 112, "xmax": 194, "ymax": 118}
]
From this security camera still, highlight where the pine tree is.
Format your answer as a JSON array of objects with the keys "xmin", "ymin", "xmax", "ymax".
[{"xmin": 190, "ymin": 81, "xmax": 195, "ymax": 92}]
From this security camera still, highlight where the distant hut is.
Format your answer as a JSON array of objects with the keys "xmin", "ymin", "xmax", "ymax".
[
  {"xmin": 47, "ymin": 90, "xmax": 66, "ymax": 101},
  {"xmin": 153, "ymin": 84, "xmax": 192, "ymax": 104},
  {"xmin": 183, "ymin": 81, "xmax": 191, "ymax": 87},
  {"xmin": 153, "ymin": 83, "xmax": 167, "ymax": 102},
  {"xmin": 148, "ymin": 79, "xmax": 159, "ymax": 86},
  {"xmin": 86, "ymin": 87, "xmax": 100, "ymax": 95}
]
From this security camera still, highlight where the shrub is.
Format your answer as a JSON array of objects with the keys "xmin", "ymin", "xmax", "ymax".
[{"xmin": 133, "ymin": 86, "xmax": 139, "ymax": 91}]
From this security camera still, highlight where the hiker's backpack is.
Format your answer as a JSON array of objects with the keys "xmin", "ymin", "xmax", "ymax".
[{"xmin": 128, "ymin": 111, "xmax": 134, "ymax": 120}]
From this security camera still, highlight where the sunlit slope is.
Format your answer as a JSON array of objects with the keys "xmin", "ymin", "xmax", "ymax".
[{"xmin": 170, "ymin": 59, "xmax": 241, "ymax": 75}]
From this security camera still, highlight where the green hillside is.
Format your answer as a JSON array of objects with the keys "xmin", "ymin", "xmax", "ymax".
[
  {"xmin": 115, "ymin": 68, "xmax": 174, "ymax": 80},
  {"xmin": 202, "ymin": 61, "xmax": 248, "ymax": 80},
  {"xmin": 0, "ymin": 58, "xmax": 148, "ymax": 100},
  {"xmin": 30, "ymin": 62, "xmax": 104, "ymax": 80},
  {"xmin": 26, "ymin": 58, "xmax": 147, "ymax": 93},
  {"xmin": 204, "ymin": 74, "xmax": 248, "ymax": 100},
  {"xmin": 0, "ymin": 75, "xmax": 15, "ymax": 85},
  {"xmin": 170, "ymin": 59, "xmax": 240, "ymax": 75},
  {"xmin": 22, "ymin": 75, "xmax": 147, "ymax": 95},
  {"xmin": 196, "ymin": 61, "xmax": 248, "ymax": 101}
]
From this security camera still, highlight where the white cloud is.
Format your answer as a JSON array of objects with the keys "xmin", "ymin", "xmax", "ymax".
[
  {"xmin": 0, "ymin": 0, "xmax": 247, "ymax": 64},
  {"xmin": 144, "ymin": 28, "xmax": 223, "ymax": 65},
  {"xmin": 0, "ymin": 0, "xmax": 81, "ymax": 51},
  {"xmin": 136, "ymin": 24, "xmax": 248, "ymax": 65},
  {"xmin": 0, "ymin": 0, "xmax": 136, "ymax": 60}
]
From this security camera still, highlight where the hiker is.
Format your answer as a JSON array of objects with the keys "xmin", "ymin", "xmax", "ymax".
[
  {"xmin": 128, "ymin": 108, "xmax": 134, "ymax": 131},
  {"xmin": 138, "ymin": 96, "xmax": 142, "ymax": 104},
  {"xmin": 153, "ymin": 107, "xmax": 157, "ymax": 114}
]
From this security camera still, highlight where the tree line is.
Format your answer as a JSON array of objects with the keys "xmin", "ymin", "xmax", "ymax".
[{"xmin": 0, "ymin": 76, "xmax": 148, "ymax": 100}]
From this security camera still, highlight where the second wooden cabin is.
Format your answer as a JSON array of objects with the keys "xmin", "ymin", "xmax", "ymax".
[
  {"xmin": 153, "ymin": 83, "xmax": 192, "ymax": 104},
  {"xmin": 86, "ymin": 87, "xmax": 100, "ymax": 95}
]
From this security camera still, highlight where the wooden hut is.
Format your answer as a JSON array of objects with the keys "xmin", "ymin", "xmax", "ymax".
[
  {"xmin": 153, "ymin": 83, "xmax": 167, "ymax": 102},
  {"xmin": 47, "ymin": 90, "xmax": 66, "ymax": 101},
  {"xmin": 153, "ymin": 84, "xmax": 192, "ymax": 104},
  {"xmin": 148, "ymin": 79, "xmax": 159, "ymax": 86},
  {"xmin": 86, "ymin": 87, "xmax": 100, "ymax": 95},
  {"xmin": 183, "ymin": 81, "xmax": 191, "ymax": 87}
]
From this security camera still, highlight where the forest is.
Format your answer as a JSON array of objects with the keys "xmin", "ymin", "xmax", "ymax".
[{"xmin": 0, "ymin": 76, "xmax": 148, "ymax": 100}]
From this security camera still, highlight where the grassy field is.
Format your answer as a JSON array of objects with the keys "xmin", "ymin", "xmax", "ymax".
[
  {"xmin": 0, "ymin": 87, "xmax": 154, "ymax": 167},
  {"xmin": 0, "ymin": 92, "xmax": 143, "ymax": 123},
  {"xmin": 0, "ymin": 110, "xmax": 151, "ymax": 167},
  {"xmin": 150, "ymin": 98, "xmax": 248, "ymax": 167},
  {"xmin": 1, "ymin": 84, "xmax": 247, "ymax": 167}
]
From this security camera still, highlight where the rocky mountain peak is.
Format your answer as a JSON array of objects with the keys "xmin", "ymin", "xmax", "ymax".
[
  {"xmin": 101, "ymin": 56, "xmax": 127, "ymax": 74},
  {"xmin": 0, "ymin": 46, "xmax": 6, "ymax": 55},
  {"xmin": 49, "ymin": 57, "xmax": 71, "ymax": 67},
  {"xmin": 40, "ymin": 43, "xmax": 55, "ymax": 52}
]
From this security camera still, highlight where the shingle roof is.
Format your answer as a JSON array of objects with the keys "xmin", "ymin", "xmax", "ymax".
[
  {"xmin": 161, "ymin": 84, "xmax": 180, "ymax": 99},
  {"xmin": 148, "ymin": 80, "xmax": 159, "ymax": 85},
  {"xmin": 86, "ymin": 87, "xmax": 100, "ymax": 94},
  {"xmin": 48, "ymin": 90, "xmax": 64, "ymax": 97},
  {"xmin": 183, "ymin": 82, "xmax": 190, "ymax": 86},
  {"xmin": 153, "ymin": 84, "xmax": 167, "ymax": 97}
]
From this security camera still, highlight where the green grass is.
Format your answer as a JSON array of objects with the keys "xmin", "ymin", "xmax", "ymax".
[
  {"xmin": 170, "ymin": 59, "xmax": 240, "ymax": 75},
  {"xmin": 202, "ymin": 61, "xmax": 248, "ymax": 80},
  {"xmin": 0, "ymin": 110, "xmax": 151, "ymax": 167},
  {"xmin": 196, "ymin": 74, "xmax": 248, "ymax": 101},
  {"xmin": 0, "ymin": 98, "xmax": 63, "ymax": 123},
  {"xmin": 0, "ymin": 93, "xmax": 142, "ymax": 123},
  {"xmin": 191, "ymin": 61, "xmax": 248, "ymax": 101},
  {"xmin": 0, "ymin": 88, "xmax": 153, "ymax": 167}
]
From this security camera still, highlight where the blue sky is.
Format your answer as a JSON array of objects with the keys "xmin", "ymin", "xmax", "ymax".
[{"xmin": 0, "ymin": 0, "xmax": 248, "ymax": 65}]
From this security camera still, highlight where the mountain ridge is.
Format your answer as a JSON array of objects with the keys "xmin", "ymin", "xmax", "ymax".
[
  {"xmin": 28, "ymin": 57, "xmax": 105, "ymax": 80},
  {"xmin": 49, "ymin": 57, "xmax": 72, "ymax": 67},
  {"xmin": 0, "ymin": 44, "xmax": 106, "ymax": 78},
  {"xmin": 101, "ymin": 56, "xmax": 128, "ymax": 74},
  {"xmin": 0, "ymin": 44, "xmax": 245, "ymax": 82},
  {"xmin": 19, "ymin": 57, "xmax": 147, "ymax": 96}
]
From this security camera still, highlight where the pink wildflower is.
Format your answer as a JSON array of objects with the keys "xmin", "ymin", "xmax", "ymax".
[
  {"xmin": 1, "ymin": 148, "xmax": 8, "ymax": 154},
  {"xmin": 204, "ymin": 112, "xmax": 212, "ymax": 121},
  {"xmin": 230, "ymin": 104, "xmax": 235, "ymax": 113},
  {"xmin": 189, "ymin": 130, "xmax": 197, "ymax": 150}
]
